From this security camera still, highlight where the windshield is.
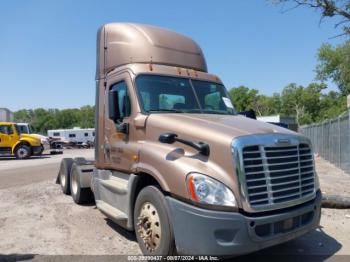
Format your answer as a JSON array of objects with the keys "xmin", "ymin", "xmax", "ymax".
[
  {"xmin": 135, "ymin": 75, "xmax": 236, "ymax": 115},
  {"xmin": 16, "ymin": 124, "xmax": 30, "ymax": 134}
]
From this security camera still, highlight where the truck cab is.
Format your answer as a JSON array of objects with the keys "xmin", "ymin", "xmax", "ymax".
[
  {"xmin": 0, "ymin": 122, "xmax": 42, "ymax": 159},
  {"xmin": 57, "ymin": 23, "xmax": 321, "ymax": 256}
]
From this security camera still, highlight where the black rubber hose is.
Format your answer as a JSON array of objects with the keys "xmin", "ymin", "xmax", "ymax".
[{"xmin": 322, "ymin": 194, "xmax": 350, "ymax": 209}]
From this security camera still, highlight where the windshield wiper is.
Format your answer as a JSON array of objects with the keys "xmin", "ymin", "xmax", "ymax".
[
  {"xmin": 186, "ymin": 109, "xmax": 232, "ymax": 115},
  {"xmin": 147, "ymin": 109, "xmax": 184, "ymax": 113}
]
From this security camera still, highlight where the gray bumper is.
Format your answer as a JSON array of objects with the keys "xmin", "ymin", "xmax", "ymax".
[{"xmin": 166, "ymin": 190, "xmax": 321, "ymax": 256}]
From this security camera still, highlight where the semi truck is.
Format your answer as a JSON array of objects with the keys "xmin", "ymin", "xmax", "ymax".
[{"xmin": 57, "ymin": 23, "xmax": 321, "ymax": 256}]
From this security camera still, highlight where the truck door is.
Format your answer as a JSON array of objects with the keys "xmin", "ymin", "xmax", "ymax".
[
  {"xmin": 0, "ymin": 124, "xmax": 15, "ymax": 154},
  {"xmin": 105, "ymin": 73, "xmax": 134, "ymax": 172}
]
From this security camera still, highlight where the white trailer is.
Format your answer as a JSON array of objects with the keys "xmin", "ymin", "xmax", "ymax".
[
  {"xmin": 48, "ymin": 127, "xmax": 95, "ymax": 144},
  {"xmin": 0, "ymin": 108, "xmax": 14, "ymax": 122}
]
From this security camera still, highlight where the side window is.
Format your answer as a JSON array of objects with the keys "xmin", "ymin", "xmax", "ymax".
[
  {"xmin": 84, "ymin": 133, "xmax": 88, "ymax": 137},
  {"xmin": 53, "ymin": 132, "xmax": 60, "ymax": 136},
  {"xmin": 110, "ymin": 81, "xmax": 131, "ymax": 121},
  {"xmin": 69, "ymin": 134, "xmax": 76, "ymax": 138},
  {"xmin": 0, "ymin": 125, "xmax": 6, "ymax": 134},
  {"xmin": 0, "ymin": 125, "xmax": 13, "ymax": 135}
]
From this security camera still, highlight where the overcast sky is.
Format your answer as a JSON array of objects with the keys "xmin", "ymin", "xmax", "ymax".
[{"xmin": 0, "ymin": 0, "xmax": 344, "ymax": 111}]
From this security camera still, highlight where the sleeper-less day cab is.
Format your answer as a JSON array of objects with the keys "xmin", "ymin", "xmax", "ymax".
[{"xmin": 57, "ymin": 23, "xmax": 321, "ymax": 256}]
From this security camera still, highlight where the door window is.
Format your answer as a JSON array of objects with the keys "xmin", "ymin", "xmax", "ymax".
[
  {"xmin": 0, "ymin": 125, "xmax": 13, "ymax": 135},
  {"xmin": 110, "ymin": 81, "xmax": 131, "ymax": 121}
]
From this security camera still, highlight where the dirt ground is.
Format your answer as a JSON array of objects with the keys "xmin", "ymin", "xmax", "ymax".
[{"xmin": 0, "ymin": 149, "xmax": 349, "ymax": 260}]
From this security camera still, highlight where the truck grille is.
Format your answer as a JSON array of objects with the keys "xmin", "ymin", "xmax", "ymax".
[{"xmin": 242, "ymin": 144, "xmax": 315, "ymax": 207}]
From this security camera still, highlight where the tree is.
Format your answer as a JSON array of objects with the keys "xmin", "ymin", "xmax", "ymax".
[
  {"xmin": 318, "ymin": 90, "xmax": 347, "ymax": 119},
  {"xmin": 255, "ymin": 94, "xmax": 282, "ymax": 116},
  {"xmin": 271, "ymin": 0, "xmax": 350, "ymax": 37},
  {"xmin": 280, "ymin": 82, "xmax": 326, "ymax": 125},
  {"xmin": 316, "ymin": 41, "xmax": 350, "ymax": 95},
  {"xmin": 229, "ymin": 86, "xmax": 259, "ymax": 113}
]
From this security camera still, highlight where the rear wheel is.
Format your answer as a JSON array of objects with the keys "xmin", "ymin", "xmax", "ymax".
[
  {"xmin": 70, "ymin": 163, "xmax": 94, "ymax": 204},
  {"xmin": 58, "ymin": 158, "xmax": 74, "ymax": 195},
  {"xmin": 134, "ymin": 186, "xmax": 176, "ymax": 255},
  {"xmin": 15, "ymin": 145, "xmax": 31, "ymax": 159}
]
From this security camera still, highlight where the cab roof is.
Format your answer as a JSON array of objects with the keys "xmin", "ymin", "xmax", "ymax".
[{"xmin": 96, "ymin": 23, "xmax": 208, "ymax": 80}]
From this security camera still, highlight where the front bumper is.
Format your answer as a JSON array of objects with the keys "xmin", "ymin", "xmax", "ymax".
[{"xmin": 166, "ymin": 190, "xmax": 321, "ymax": 256}]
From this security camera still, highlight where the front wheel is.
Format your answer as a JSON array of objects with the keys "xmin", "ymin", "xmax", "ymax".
[
  {"xmin": 134, "ymin": 186, "xmax": 176, "ymax": 255},
  {"xmin": 15, "ymin": 145, "xmax": 31, "ymax": 159}
]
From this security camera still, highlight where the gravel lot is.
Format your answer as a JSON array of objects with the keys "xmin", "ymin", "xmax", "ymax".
[{"xmin": 0, "ymin": 149, "xmax": 349, "ymax": 260}]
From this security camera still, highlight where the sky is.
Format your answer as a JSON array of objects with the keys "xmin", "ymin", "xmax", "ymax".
[{"xmin": 0, "ymin": 0, "xmax": 345, "ymax": 111}]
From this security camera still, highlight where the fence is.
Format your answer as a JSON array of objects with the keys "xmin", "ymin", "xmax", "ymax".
[{"xmin": 299, "ymin": 110, "xmax": 350, "ymax": 174}]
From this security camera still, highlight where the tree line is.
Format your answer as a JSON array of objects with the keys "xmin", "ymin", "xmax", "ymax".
[{"xmin": 14, "ymin": 106, "xmax": 95, "ymax": 134}]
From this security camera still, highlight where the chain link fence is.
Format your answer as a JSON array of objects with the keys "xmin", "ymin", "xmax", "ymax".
[{"xmin": 299, "ymin": 110, "xmax": 350, "ymax": 174}]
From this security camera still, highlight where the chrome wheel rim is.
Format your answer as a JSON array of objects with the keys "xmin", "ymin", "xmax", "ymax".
[
  {"xmin": 137, "ymin": 202, "xmax": 161, "ymax": 252},
  {"xmin": 18, "ymin": 148, "xmax": 28, "ymax": 158}
]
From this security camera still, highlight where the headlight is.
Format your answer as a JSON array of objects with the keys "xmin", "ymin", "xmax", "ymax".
[
  {"xmin": 186, "ymin": 173, "xmax": 236, "ymax": 207},
  {"xmin": 41, "ymin": 138, "xmax": 49, "ymax": 145}
]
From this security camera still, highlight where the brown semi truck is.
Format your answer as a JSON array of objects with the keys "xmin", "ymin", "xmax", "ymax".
[{"xmin": 57, "ymin": 23, "xmax": 321, "ymax": 256}]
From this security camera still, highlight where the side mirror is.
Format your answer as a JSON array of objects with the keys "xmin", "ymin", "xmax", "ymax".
[
  {"xmin": 108, "ymin": 89, "xmax": 120, "ymax": 123},
  {"xmin": 238, "ymin": 109, "xmax": 256, "ymax": 120}
]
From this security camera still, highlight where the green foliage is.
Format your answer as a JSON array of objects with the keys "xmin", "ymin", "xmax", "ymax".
[
  {"xmin": 229, "ymin": 86, "xmax": 281, "ymax": 116},
  {"xmin": 316, "ymin": 41, "xmax": 350, "ymax": 95},
  {"xmin": 228, "ymin": 86, "xmax": 259, "ymax": 112},
  {"xmin": 228, "ymin": 82, "xmax": 346, "ymax": 126},
  {"xmin": 14, "ymin": 106, "xmax": 95, "ymax": 134}
]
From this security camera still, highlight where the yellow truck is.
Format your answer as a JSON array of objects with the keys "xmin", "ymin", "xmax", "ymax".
[{"xmin": 0, "ymin": 122, "xmax": 42, "ymax": 159}]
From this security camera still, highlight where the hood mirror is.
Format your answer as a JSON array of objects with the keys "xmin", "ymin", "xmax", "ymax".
[{"xmin": 159, "ymin": 133, "xmax": 210, "ymax": 156}]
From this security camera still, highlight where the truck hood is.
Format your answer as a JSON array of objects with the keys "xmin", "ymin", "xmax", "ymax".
[
  {"xmin": 20, "ymin": 133, "xmax": 42, "ymax": 141},
  {"xmin": 28, "ymin": 133, "xmax": 48, "ymax": 141},
  {"xmin": 146, "ymin": 113, "xmax": 297, "ymax": 142}
]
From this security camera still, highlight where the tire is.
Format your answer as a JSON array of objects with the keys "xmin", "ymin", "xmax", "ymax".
[
  {"xmin": 58, "ymin": 158, "xmax": 74, "ymax": 195},
  {"xmin": 15, "ymin": 144, "xmax": 31, "ymax": 159},
  {"xmin": 70, "ymin": 163, "xmax": 94, "ymax": 204},
  {"xmin": 134, "ymin": 186, "xmax": 176, "ymax": 256}
]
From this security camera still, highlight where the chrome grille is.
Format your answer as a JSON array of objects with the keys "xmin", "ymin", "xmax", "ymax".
[{"xmin": 242, "ymin": 143, "xmax": 315, "ymax": 208}]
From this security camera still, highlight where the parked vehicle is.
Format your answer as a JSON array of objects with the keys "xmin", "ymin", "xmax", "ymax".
[
  {"xmin": 48, "ymin": 128, "xmax": 95, "ymax": 146},
  {"xmin": 0, "ymin": 122, "xmax": 42, "ymax": 159},
  {"xmin": 57, "ymin": 23, "xmax": 321, "ymax": 256},
  {"xmin": 16, "ymin": 123, "xmax": 63, "ymax": 155}
]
